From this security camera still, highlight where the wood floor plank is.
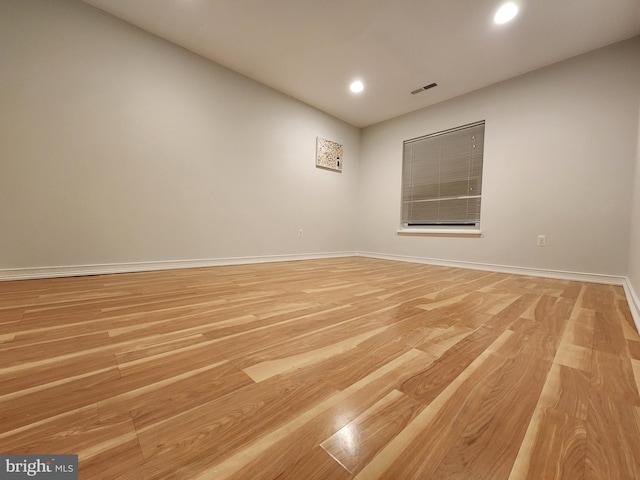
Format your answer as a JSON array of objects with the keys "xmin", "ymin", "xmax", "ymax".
[
  {"xmin": 0, "ymin": 257, "xmax": 639, "ymax": 479},
  {"xmin": 0, "ymin": 352, "xmax": 119, "ymax": 397},
  {"xmin": 633, "ymin": 359, "xmax": 640, "ymax": 395},
  {"xmin": 590, "ymin": 350, "xmax": 640, "ymax": 405},
  {"xmin": 242, "ymin": 327, "xmax": 387, "ymax": 382},
  {"xmin": 354, "ymin": 331, "xmax": 514, "ymax": 479},
  {"xmin": 592, "ymin": 309, "xmax": 628, "ymax": 355},
  {"xmin": 308, "ymin": 346, "xmax": 398, "ymax": 391},
  {"xmin": 0, "ymin": 367, "xmax": 122, "ymax": 432},
  {"xmin": 276, "ymin": 446, "xmax": 351, "ymax": 480},
  {"xmin": 114, "ymin": 334, "xmax": 208, "ymax": 364},
  {"xmin": 98, "ymin": 361, "xmax": 253, "ymax": 430},
  {"xmin": 216, "ymin": 349, "xmax": 433, "ymax": 480},
  {"xmin": 554, "ymin": 343, "xmax": 592, "ymax": 372},
  {"xmin": 0, "ymin": 332, "xmax": 112, "ymax": 367},
  {"xmin": 415, "ymin": 325, "xmax": 476, "ymax": 358},
  {"xmin": 0, "ymin": 404, "xmax": 146, "ymax": 479},
  {"xmin": 355, "ymin": 311, "xmax": 438, "ymax": 360},
  {"xmin": 561, "ymin": 281, "xmax": 584, "ymax": 299},
  {"xmin": 123, "ymin": 377, "xmax": 338, "ymax": 480},
  {"xmin": 0, "ymin": 308, "xmax": 24, "ymax": 323},
  {"xmin": 399, "ymin": 325, "xmax": 509, "ymax": 404},
  {"xmin": 509, "ymin": 362, "xmax": 592, "ymax": 478},
  {"xmin": 430, "ymin": 354, "xmax": 552, "ymax": 479},
  {"xmin": 628, "ymin": 339, "xmax": 640, "ymax": 360},
  {"xmin": 541, "ymin": 364, "xmax": 592, "ymax": 421},
  {"xmin": 320, "ymin": 389, "xmax": 423, "ymax": 474},
  {"xmin": 585, "ymin": 393, "xmax": 640, "ymax": 479},
  {"xmin": 79, "ymin": 435, "xmax": 146, "ymax": 480},
  {"xmin": 518, "ymin": 409, "xmax": 587, "ymax": 480}
]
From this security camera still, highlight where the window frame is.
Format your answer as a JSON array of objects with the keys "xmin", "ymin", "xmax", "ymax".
[{"xmin": 398, "ymin": 120, "xmax": 485, "ymax": 237}]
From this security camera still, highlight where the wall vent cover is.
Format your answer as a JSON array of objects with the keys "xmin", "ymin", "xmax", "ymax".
[{"xmin": 411, "ymin": 82, "xmax": 438, "ymax": 95}]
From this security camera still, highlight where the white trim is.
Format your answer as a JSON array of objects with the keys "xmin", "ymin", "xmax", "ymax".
[
  {"xmin": 397, "ymin": 228, "xmax": 481, "ymax": 237},
  {"xmin": 623, "ymin": 277, "xmax": 640, "ymax": 335},
  {"xmin": 357, "ymin": 251, "xmax": 625, "ymax": 285},
  {"xmin": 362, "ymin": 251, "xmax": 637, "ymax": 335},
  {"xmin": 1, "ymin": 250, "xmax": 626, "ymax": 286},
  {"xmin": 0, "ymin": 252, "xmax": 356, "ymax": 281},
  {"xmin": 3, "ymin": 249, "xmax": 638, "ymax": 335}
]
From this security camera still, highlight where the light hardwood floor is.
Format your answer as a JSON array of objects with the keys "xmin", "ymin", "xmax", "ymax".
[{"xmin": 1, "ymin": 257, "xmax": 640, "ymax": 479}]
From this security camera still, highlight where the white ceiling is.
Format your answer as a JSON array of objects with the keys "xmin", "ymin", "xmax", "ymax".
[{"xmin": 81, "ymin": 0, "xmax": 640, "ymax": 128}]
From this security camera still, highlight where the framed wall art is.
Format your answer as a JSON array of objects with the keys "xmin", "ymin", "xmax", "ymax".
[{"xmin": 316, "ymin": 137, "xmax": 343, "ymax": 172}]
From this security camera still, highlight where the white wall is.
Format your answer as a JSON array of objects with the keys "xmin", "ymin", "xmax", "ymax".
[
  {"xmin": 358, "ymin": 37, "xmax": 640, "ymax": 276},
  {"xmin": 2, "ymin": 0, "xmax": 640, "ymax": 281},
  {"xmin": 0, "ymin": 0, "xmax": 360, "ymax": 269},
  {"xmin": 628, "ymin": 97, "xmax": 640, "ymax": 305}
]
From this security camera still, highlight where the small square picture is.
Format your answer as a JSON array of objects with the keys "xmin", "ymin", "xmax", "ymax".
[{"xmin": 316, "ymin": 137, "xmax": 343, "ymax": 172}]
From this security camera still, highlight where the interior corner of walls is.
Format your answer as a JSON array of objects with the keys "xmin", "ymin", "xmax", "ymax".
[
  {"xmin": 356, "ymin": 41, "xmax": 640, "ymax": 279},
  {"xmin": 2, "ymin": 0, "xmax": 363, "ymax": 269}
]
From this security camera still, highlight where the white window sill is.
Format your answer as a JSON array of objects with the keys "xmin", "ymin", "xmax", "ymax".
[{"xmin": 397, "ymin": 228, "xmax": 482, "ymax": 237}]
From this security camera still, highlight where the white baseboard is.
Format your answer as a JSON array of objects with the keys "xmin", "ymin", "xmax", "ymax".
[
  {"xmin": 357, "ymin": 251, "xmax": 626, "ymax": 285},
  {"xmin": 358, "ymin": 251, "xmax": 640, "ymax": 334},
  {"xmin": 0, "ymin": 251, "xmax": 357, "ymax": 281},
  {"xmin": 3, "ymin": 250, "xmax": 637, "ymax": 335},
  {"xmin": 623, "ymin": 278, "xmax": 640, "ymax": 335},
  {"xmin": 2, "ymin": 249, "xmax": 626, "ymax": 285}
]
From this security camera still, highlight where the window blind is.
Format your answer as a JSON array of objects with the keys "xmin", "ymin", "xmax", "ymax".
[{"xmin": 401, "ymin": 121, "xmax": 485, "ymax": 227}]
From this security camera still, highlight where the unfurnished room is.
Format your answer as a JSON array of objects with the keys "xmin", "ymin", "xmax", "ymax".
[{"xmin": 2, "ymin": 0, "xmax": 640, "ymax": 478}]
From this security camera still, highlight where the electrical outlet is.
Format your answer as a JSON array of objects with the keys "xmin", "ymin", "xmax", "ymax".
[
  {"xmin": 298, "ymin": 229, "xmax": 303, "ymax": 238},
  {"xmin": 537, "ymin": 234, "xmax": 546, "ymax": 247}
]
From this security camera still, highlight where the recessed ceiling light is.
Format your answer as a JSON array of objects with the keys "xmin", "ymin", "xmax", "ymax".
[
  {"xmin": 349, "ymin": 80, "xmax": 364, "ymax": 93},
  {"xmin": 494, "ymin": 2, "xmax": 518, "ymax": 24}
]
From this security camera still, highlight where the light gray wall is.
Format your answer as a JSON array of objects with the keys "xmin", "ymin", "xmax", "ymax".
[
  {"xmin": 358, "ymin": 37, "xmax": 640, "ymax": 276},
  {"xmin": 0, "ymin": 0, "xmax": 360, "ymax": 269},
  {"xmin": 3, "ymin": 0, "xmax": 640, "ymax": 280},
  {"xmin": 628, "ymin": 98, "xmax": 640, "ymax": 292}
]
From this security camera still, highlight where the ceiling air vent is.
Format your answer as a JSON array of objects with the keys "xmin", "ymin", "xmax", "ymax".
[{"xmin": 411, "ymin": 82, "xmax": 438, "ymax": 95}]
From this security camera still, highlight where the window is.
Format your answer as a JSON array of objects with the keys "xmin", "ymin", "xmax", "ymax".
[{"xmin": 400, "ymin": 121, "xmax": 485, "ymax": 232}]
